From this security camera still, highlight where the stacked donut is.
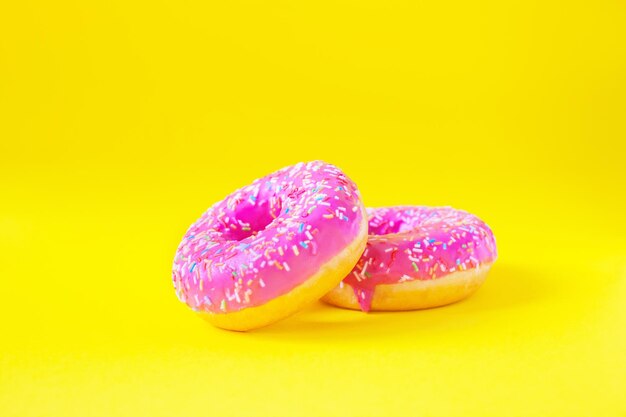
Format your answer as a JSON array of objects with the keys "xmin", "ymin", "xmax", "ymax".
[{"xmin": 173, "ymin": 161, "xmax": 497, "ymax": 330}]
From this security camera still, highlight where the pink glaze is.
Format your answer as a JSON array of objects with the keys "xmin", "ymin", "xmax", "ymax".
[
  {"xmin": 343, "ymin": 206, "xmax": 497, "ymax": 311},
  {"xmin": 172, "ymin": 161, "xmax": 365, "ymax": 314}
]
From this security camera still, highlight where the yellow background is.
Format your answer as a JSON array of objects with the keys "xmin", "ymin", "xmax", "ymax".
[{"xmin": 1, "ymin": 0, "xmax": 625, "ymax": 415}]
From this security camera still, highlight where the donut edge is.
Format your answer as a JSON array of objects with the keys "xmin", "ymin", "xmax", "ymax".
[{"xmin": 321, "ymin": 262, "xmax": 493, "ymax": 311}]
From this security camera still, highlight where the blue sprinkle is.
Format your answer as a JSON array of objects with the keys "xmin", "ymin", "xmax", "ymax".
[
  {"xmin": 299, "ymin": 241, "xmax": 308, "ymax": 248},
  {"xmin": 429, "ymin": 239, "xmax": 436, "ymax": 243},
  {"xmin": 284, "ymin": 208, "xmax": 290, "ymax": 214},
  {"xmin": 189, "ymin": 262, "xmax": 197, "ymax": 273},
  {"xmin": 298, "ymin": 223, "xmax": 305, "ymax": 233}
]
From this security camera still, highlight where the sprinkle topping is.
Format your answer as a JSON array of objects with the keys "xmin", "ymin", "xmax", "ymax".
[{"xmin": 172, "ymin": 161, "xmax": 364, "ymax": 314}]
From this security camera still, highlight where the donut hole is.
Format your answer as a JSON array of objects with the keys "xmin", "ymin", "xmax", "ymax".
[
  {"xmin": 220, "ymin": 199, "xmax": 281, "ymax": 241},
  {"xmin": 369, "ymin": 219, "xmax": 416, "ymax": 235},
  {"xmin": 368, "ymin": 213, "xmax": 424, "ymax": 236}
]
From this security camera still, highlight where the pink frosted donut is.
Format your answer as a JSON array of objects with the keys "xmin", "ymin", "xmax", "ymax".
[
  {"xmin": 322, "ymin": 206, "xmax": 497, "ymax": 312},
  {"xmin": 172, "ymin": 161, "xmax": 368, "ymax": 330}
]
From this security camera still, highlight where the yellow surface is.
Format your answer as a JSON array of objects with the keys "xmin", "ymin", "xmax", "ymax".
[{"xmin": 1, "ymin": 0, "xmax": 625, "ymax": 415}]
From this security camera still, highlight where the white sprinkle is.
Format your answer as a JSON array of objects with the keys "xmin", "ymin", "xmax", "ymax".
[
  {"xmin": 361, "ymin": 262, "xmax": 369, "ymax": 276},
  {"xmin": 399, "ymin": 274, "xmax": 412, "ymax": 282}
]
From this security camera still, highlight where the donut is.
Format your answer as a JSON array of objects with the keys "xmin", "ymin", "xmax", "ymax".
[
  {"xmin": 322, "ymin": 206, "xmax": 497, "ymax": 312},
  {"xmin": 172, "ymin": 161, "xmax": 368, "ymax": 331}
]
